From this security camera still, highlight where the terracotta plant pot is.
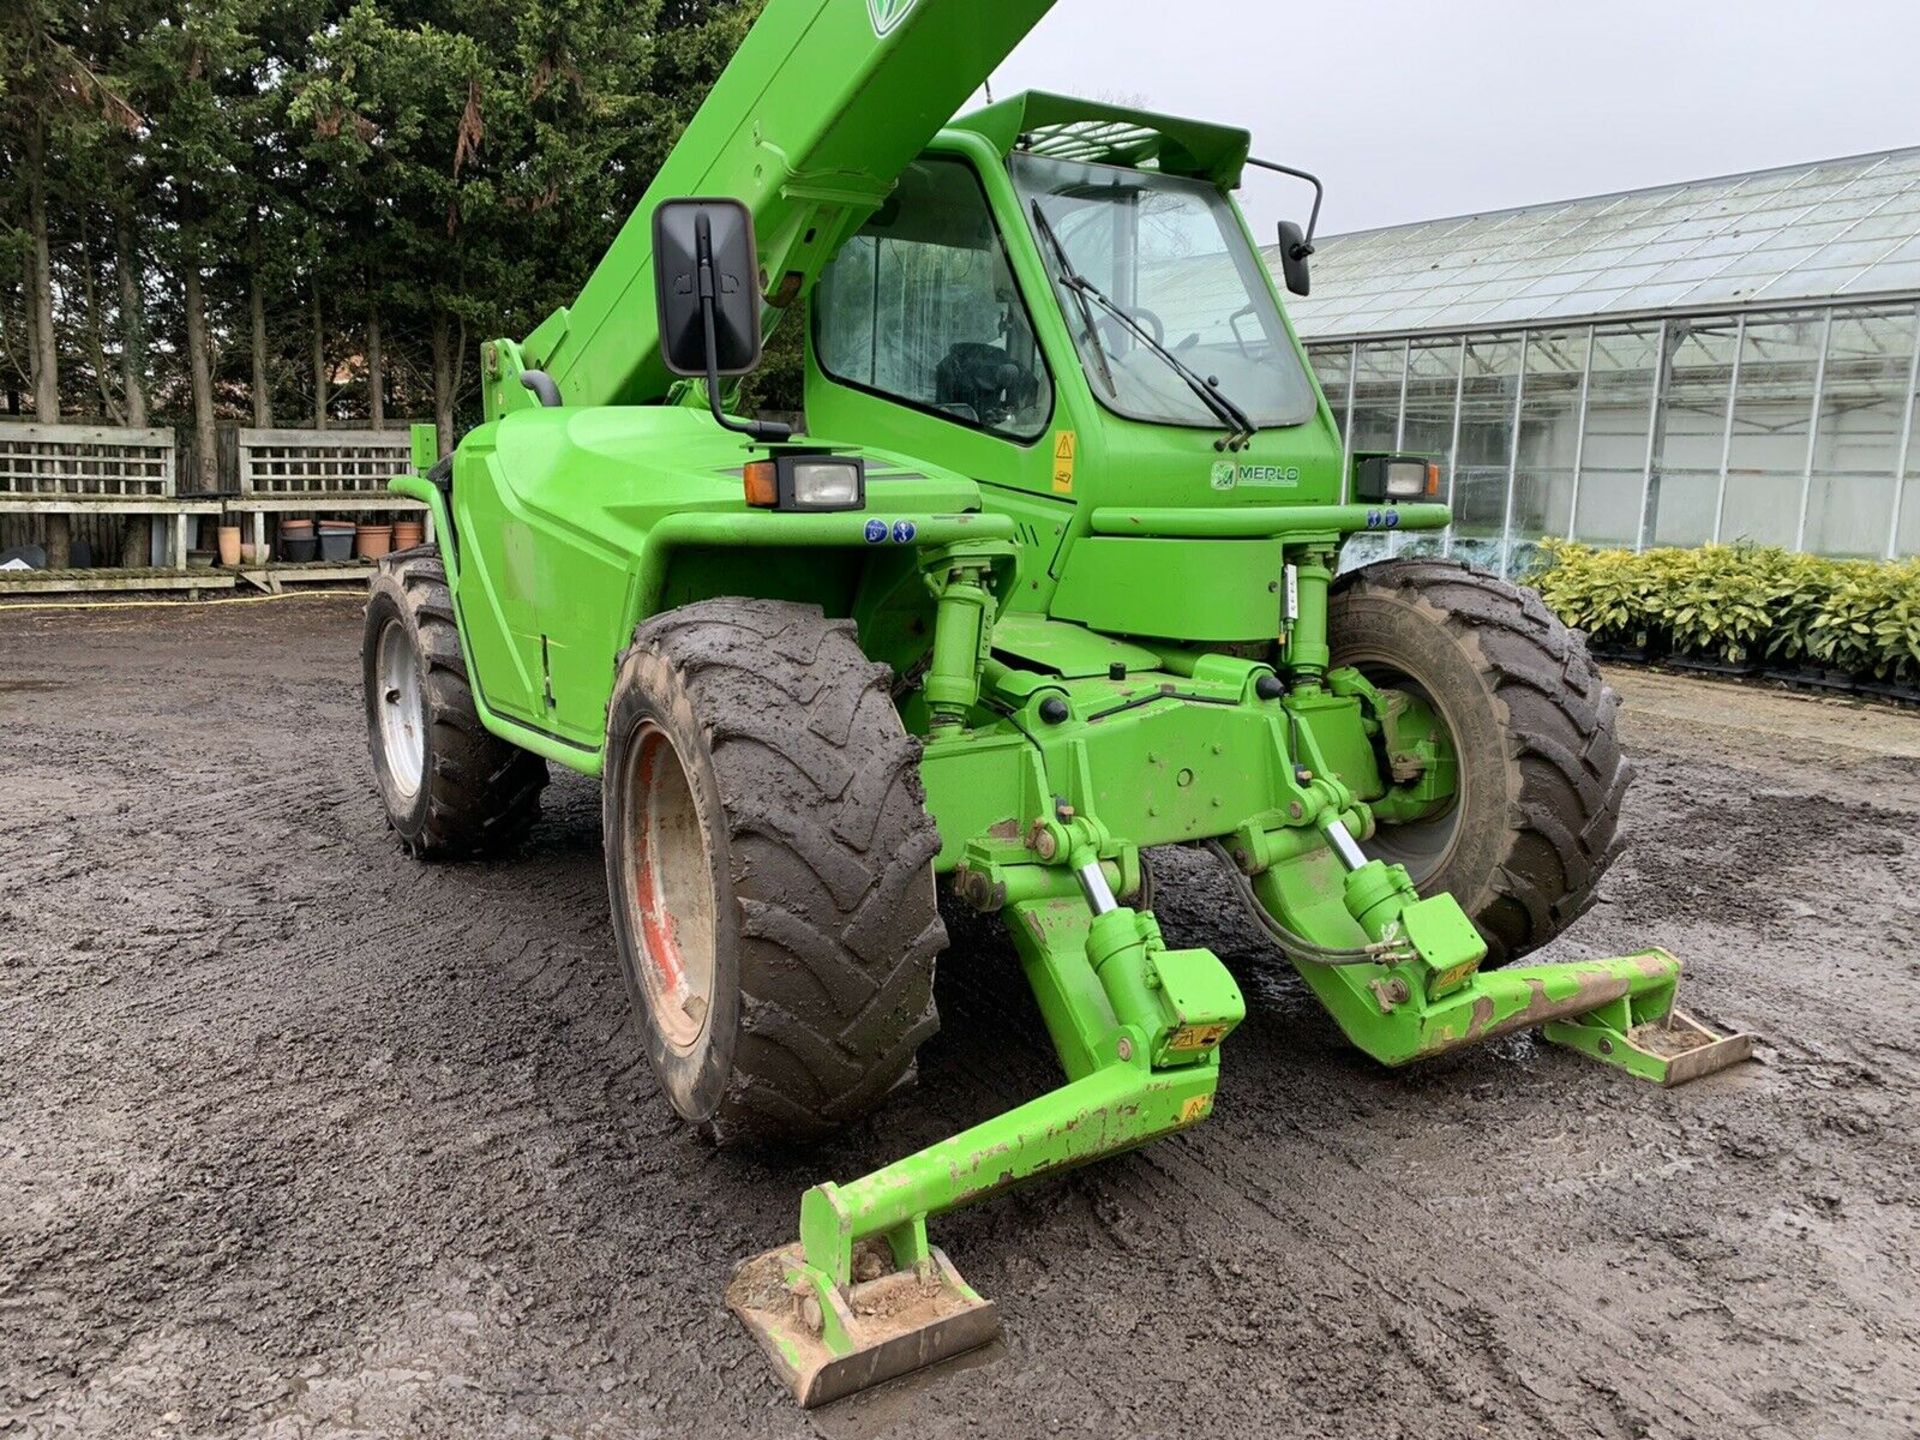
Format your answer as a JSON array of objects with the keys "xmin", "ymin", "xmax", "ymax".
[
  {"xmin": 216, "ymin": 524, "xmax": 242, "ymax": 567},
  {"xmin": 390, "ymin": 520, "xmax": 425, "ymax": 551},
  {"xmin": 355, "ymin": 523, "xmax": 394, "ymax": 560}
]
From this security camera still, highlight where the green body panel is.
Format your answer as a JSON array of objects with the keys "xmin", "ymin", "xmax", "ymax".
[
  {"xmin": 1049, "ymin": 537, "xmax": 1286, "ymax": 640},
  {"xmin": 411, "ymin": 405, "xmax": 1009, "ymax": 758},
  {"xmin": 989, "ymin": 612, "xmax": 1163, "ymax": 677},
  {"xmin": 951, "ymin": 90, "xmax": 1253, "ymax": 187},
  {"xmin": 920, "ymin": 654, "xmax": 1302, "ymax": 868}
]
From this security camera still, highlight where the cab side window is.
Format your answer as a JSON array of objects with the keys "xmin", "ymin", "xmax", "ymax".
[{"xmin": 814, "ymin": 157, "xmax": 1051, "ymax": 441}]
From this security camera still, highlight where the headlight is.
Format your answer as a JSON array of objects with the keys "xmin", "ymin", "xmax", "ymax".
[
  {"xmin": 743, "ymin": 453, "xmax": 867, "ymax": 512},
  {"xmin": 1353, "ymin": 454, "xmax": 1439, "ymax": 503},
  {"xmin": 789, "ymin": 459, "xmax": 863, "ymax": 509}
]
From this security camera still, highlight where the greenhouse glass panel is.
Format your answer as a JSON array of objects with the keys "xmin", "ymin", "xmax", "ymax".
[
  {"xmin": 1650, "ymin": 320, "xmax": 1740, "ymax": 546},
  {"xmin": 1308, "ymin": 344, "xmax": 1353, "ymax": 453},
  {"xmin": 1340, "ymin": 531, "xmax": 1392, "ymax": 571},
  {"xmin": 1349, "ymin": 341, "xmax": 1407, "ymax": 454},
  {"xmin": 1723, "ymin": 312, "xmax": 1824, "ymax": 548},
  {"xmin": 1401, "ymin": 337, "xmax": 1462, "ymax": 482},
  {"xmin": 1803, "ymin": 305, "xmax": 1917, "ymax": 555},
  {"xmin": 1451, "ymin": 333, "xmax": 1521, "ymax": 568},
  {"xmin": 1573, "ymin": 324, "xmax": 1661, "ymax": 546},
  {"xmin": 1810, "ymin": 307, "xmax": 1913, "ymax": 476},
  {"xmin": 1510, "ymin": 328, "xmax": 1586, "ymax": 569},
  {"xmin": 1889, "ymin": 314, "xmax": 1919, "ymax": 558},
  {"xmin": 1804, "ymin": 474, "xmax": 1896, "ymax": 555}
]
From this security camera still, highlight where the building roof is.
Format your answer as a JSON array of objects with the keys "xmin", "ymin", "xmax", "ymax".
[{"xmin": 1278, "ymin": 146, "xmax": 1920, "ymax": 341}]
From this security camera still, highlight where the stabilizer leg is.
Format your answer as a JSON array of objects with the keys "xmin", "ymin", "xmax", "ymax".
[
  {"xmin": 1226, "ymin": 820, "xmax": 1755, "ymax": 1086},
  {"xmin": 731, "ymin": 852, "xmax": 1243, "ymax": 1405}
]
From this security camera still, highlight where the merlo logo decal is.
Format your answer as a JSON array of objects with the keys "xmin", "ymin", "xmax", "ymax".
[{"xmin": 867, "ymin": 0, "xmax": 918, "ymax": 37}]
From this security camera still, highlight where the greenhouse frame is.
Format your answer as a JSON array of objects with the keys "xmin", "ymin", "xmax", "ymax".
[{"xmin": 1281, "ymin": 146, "xmax": 1920, "ymax": 574}]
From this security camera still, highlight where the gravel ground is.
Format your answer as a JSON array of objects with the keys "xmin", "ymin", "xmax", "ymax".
[{"xmin": 2, "ymin": 594, "xmax": 1917, "ymax": 1440}]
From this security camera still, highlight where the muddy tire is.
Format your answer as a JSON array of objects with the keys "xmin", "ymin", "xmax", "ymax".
[
  {"xmin": 1327, "ymin": 558, "xmax": 1631, "ymax": 967},
  {"xmin": 362, "ymin": 549, "xmax": 547, "ymax": 858},
  {"xmin": 603, "ymin": 598, "xmax": 944, "ymax": 1147}
]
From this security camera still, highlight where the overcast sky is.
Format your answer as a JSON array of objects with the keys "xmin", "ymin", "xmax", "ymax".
[{"xmin": 973, "ymin": 0, "xmax": 1920, "ymax": 240}]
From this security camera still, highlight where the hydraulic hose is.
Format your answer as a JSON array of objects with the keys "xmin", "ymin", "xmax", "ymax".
[{"xmin": 1202, "ymin": 840, "xmax": 1410, "ymax": 967}]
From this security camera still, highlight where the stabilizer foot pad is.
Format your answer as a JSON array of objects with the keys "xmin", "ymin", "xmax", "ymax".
[
  {"xmin": 728, "ymin": 1243, "xmax": 1000, "ymax": 1407},
  {"xmin": 1630, "ymin": 1008, "xmax": 1756, "ymax": 1086}
]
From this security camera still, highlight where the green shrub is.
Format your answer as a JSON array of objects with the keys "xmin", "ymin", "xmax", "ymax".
[{"xmin": 1526, "ymin": 541, "xmax": 1920, "ymax": 685}]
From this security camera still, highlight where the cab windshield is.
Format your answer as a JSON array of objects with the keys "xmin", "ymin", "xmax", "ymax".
[{"xmin": 1011, "ymin": 151, "xmax": 1317, "ymax": 431}]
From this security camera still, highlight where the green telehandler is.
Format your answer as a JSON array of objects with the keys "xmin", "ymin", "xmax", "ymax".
[{"xmin": 362, "ymin": 0, "xmax": 1753, "ymax": 1406}]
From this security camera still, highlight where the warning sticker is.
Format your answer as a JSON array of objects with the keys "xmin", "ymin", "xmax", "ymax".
[
  {"xmin": 1169, "ymin": 1022, "xmax": 1231, "ymax": 1053},
  {"xmin": 1051, "ymin": 431, "xmax": 1077, "ymax": 494}
]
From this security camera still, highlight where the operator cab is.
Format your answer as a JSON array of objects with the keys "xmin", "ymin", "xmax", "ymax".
[{"xmin": 808, "ymin": 90, "xmax": 1337, "ymax": 516}]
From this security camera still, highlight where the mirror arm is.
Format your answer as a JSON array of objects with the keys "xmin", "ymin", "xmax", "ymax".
[
  {"xmin": 1246, "ymin": 156, "xmax": 1323, "ymax": 254},
  {"xmin": 696, "ymin": 214, "xmax": 790, "ymax": 443}
]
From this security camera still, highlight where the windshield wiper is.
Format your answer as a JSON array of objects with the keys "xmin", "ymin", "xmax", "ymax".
[
  {"xmin": 1027, "ymin": 200, "xmax": 1117, "ymax": 398},
  {"xmin": 1028, "ymin": 199, "xmax": 1258, "ymax": 451}
]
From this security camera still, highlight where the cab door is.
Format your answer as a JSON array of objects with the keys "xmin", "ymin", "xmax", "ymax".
[{"xmin": 802, "ymin": 144, "xmax": 1093, "ymax": 608}]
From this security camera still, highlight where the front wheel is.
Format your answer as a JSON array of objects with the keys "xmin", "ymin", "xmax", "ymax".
[
  {"xmin": 603, "ymin": 598, "xmax": 944, "ymax": 1147},
  {"xmin": 1327, "ymin": 558, "xmax": 1633, "ymax": 967}
]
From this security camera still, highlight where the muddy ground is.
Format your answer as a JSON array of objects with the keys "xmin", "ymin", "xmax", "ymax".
[{"xmin": 2, "ymin": 594, "xmax": 1917, "ymax": 1440}]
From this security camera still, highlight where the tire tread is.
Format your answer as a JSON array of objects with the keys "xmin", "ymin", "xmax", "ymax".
[{"xmin": 621, "ymin": 597, "xmax": 942, "ymax": 1145}]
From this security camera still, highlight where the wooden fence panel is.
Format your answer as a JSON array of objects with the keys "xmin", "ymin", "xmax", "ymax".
[
  {"xmin": 235, "ymin": 428, "xmax": 415, "ymax": 497},
  {"xmin": 0, "ymin": 424, "xmax": 176, "ymax": 498}
]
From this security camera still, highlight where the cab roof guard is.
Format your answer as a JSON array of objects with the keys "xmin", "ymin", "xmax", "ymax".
[{"xmin": 952, "ymin": 89, "xmax": 1252, "ymax": 187}]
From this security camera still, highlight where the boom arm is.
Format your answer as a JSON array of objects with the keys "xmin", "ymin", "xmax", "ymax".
[{"xmin": 483, "ymin": 0, "xmax": 1058, "ymax": 420}]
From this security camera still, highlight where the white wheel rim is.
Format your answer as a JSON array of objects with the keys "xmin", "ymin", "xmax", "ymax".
[
  {"xmin": 620, "ymin": 721, "xmax": 717, "ymax": 1051},
  {"xmin": 376, "ymin": 618, "xmax": 427, "ymax": 801}
]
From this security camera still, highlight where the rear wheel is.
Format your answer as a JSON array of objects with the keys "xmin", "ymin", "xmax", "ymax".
[
  {"xmin": 1327, "ymin": 558, "xmax": 1632, "ymax": 966},
  {"xmin": 604, "ymin": 598, "xmax": 944, "ymax": 1146},
  {"xmin": 362, "ymin": 550, "xmax": 547, "ymax": 858}
]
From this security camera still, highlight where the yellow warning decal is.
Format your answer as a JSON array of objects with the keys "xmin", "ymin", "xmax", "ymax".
[
  {"xmin": 1051, "ymin": 430, "xmax": 1077, "ymax": 493},
  {"xmin": 1179, "ymin": 1094, "xmax": 1212, "ymax": 1124},
  {"xmin": 1169, "ymin": 1022, "xmax": 1231, "ymax": 1053}
]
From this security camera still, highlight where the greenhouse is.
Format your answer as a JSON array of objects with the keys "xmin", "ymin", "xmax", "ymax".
[{"xmin": 1281, "ymin": 147, "xmax": 1920, "ymax": 574}]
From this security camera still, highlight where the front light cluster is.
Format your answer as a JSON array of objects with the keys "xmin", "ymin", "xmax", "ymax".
[
  {"xmin": 1353, "ymin": 453, "xmax": 1440, "ymax": 503},
  {"xmin": 743, "ymin": 453, "xmax": 867, "ymax": 512}
]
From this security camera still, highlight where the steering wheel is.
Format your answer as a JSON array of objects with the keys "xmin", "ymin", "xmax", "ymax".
[{"xmin": 1098, "ymin": 305, "xmax": 1166, "ymax": 353}]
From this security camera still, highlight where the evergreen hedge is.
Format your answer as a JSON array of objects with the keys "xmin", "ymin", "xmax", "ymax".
[{"xmin": 1526, "ymin": 541, "xmax": 1920, "ymax": 693}]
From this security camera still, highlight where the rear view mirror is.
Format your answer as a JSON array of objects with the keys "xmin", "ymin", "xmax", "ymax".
[
  {"xmin": 653, "ymin": 197, "xmax": 764, "ymax": 377},
  {"xmin": 652, "ymin": 197, "xmax": 788, "ymax": 441},
  {"xmin": 1277, "ymin": 220, "xmax": 1313, "ymax": 297}
]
